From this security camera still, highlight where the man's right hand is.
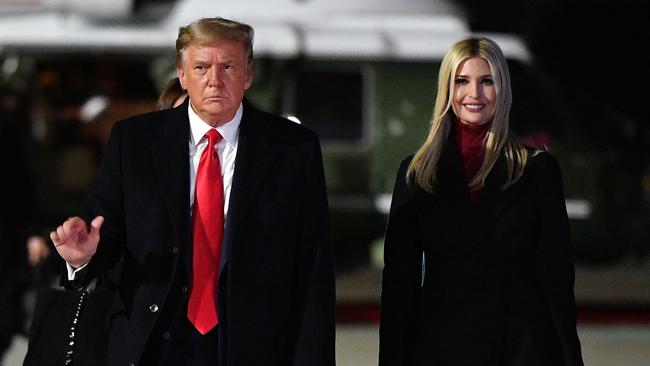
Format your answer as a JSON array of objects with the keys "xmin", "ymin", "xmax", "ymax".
[{"xmin": 50, "ymin": 216, "xmax": 104, "ymax": 269}]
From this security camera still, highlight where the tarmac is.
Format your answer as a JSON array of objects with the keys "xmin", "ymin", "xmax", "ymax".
[{"xmin": 4, "ymin": 324, "xmax": 650, "ymax": 366}]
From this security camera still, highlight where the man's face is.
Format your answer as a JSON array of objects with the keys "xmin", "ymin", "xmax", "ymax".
[{"xmin": 177, "ymin": 40, "xmax": 253, "ymax": 126}]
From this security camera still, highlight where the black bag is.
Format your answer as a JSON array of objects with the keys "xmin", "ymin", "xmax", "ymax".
[{"xmin": 23, "ymin": 284, "xmax": 114, "ymax": 366}]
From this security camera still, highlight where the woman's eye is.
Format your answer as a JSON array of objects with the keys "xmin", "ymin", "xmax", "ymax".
[
  {"xmin": 454, "ymin": 78, "xmax": 468, "ymax": 85},
  {"xmin": 482, "ymin": 79, "xmax": 494, "ymax": 86}
]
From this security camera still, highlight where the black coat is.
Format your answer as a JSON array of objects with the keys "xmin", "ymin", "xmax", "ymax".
[
  {"xmin": 73, "ymin": 99, "xmax": 335, "ymax": 366},
  {"xmin": 379, "ymin": 139, "xmax": 584, "ymax": 366}
]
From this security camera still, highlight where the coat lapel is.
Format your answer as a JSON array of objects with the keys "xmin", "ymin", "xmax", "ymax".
[
  {"xmin": 150, "ymin": 103, "xmax": 192, "ymax": 256},
  {"xmin": 434, "ymin": 141, "xmax": 489, "ymax": 248},
  {"xmin": 475, "ymin": 155, "xmax": 520, "ymax": 232},
  {"xmin": 220, "ymin": 102, "xmax": 278, "ymax": 273}
]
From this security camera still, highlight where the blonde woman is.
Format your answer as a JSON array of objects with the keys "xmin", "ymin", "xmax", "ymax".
[{"xmin": 379, "ymin": 37, "xmax": 584, "ymax": 366}]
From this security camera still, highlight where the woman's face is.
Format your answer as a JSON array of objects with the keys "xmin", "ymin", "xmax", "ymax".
[{"xmin": 452, "ymin": 57, "xmax": 496, "ymax": 125}]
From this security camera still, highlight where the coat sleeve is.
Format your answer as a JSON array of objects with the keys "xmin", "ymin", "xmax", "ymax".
[
  {"xmin": 379, "ymin": 157, "xmax": 423, "ymax": 366},
  {"xmin": 291, "ymin": 136, "xmax": 336, "ymax": 366},
  {"xmin": 533, "ymin": 153, "xmax": 584, "ymax": 366}
]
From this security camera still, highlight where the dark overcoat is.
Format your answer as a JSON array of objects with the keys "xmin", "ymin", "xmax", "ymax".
[
  {"xmin": 69, "ymin": 99, "xmax": 334, "ymax": 366},
  {"xmin": 379, "ymin": 138, "xmax": 584, "ymax": 366}
]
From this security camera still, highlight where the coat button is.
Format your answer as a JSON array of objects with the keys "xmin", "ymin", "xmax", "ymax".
[
  {"xmin": 171, "ymin": 246, "xmax": 179, "ymax": 255},
  {"xmin": 149, "ymin": 304, "xmax": 159, "ymax": 313},
  {"xmin": 162, "ymin": 332, "xmax": 171, "ymax": 340},
  {"xmin": 182, "ymin": 286, "xmax": 189, "ymax": 294}
]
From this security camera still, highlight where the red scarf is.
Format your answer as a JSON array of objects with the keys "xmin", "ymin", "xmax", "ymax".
[{"xmin": 455, "ymin": 119, "xmax": 490, "ymax": 203}]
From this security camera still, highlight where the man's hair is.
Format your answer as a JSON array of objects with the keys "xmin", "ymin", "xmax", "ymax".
[{"xmin": 176, "ymin": 17, "xmax": 254, "ymax": 67}]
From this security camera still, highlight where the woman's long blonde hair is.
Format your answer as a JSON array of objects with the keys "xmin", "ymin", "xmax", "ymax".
[{"xmin": 407, "ymin": 36, "xmax": 529, "ymax": 193}]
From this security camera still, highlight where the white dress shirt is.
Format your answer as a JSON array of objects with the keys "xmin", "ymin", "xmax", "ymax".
[
  {"xmin": 68, "ymin": 102, "xmax": 242, "ymax": 280},
  {"xmin": 188, "ymin": 102, "xmax": 241, "ymax": 219}
]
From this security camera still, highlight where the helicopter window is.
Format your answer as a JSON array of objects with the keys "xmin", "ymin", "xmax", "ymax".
[{"xmin": 294, "ymin": 70, "xmax": 364, "ymax": 142}]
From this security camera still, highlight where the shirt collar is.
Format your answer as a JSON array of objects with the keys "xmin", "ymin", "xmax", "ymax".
[{"xmin": 188, "ymin": 101, "xmax": 242, "ymax": 148}]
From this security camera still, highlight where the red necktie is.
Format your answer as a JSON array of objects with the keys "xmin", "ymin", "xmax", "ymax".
[{"xmin": 188, "ymin": 129, "xmax": 224, "ymax": 335}]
